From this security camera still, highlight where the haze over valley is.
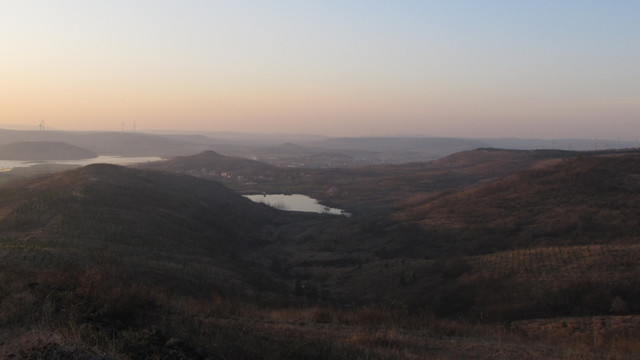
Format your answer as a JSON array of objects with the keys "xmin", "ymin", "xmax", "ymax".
[
  {"xmin": 2, "ymin": 1, "xmax": 640, "ymax": 359},
  {"xmin": 1, "ymin": 128, "xmax": 640, "ymax": 359}
]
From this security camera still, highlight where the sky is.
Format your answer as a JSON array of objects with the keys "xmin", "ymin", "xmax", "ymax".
[{"xmin": 1, "ymin": 1, "xmax": 639, "ymax": 139}]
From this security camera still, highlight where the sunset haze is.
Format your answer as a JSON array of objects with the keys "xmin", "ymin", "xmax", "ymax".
[{"xmin": 2, "ymin": 1, "xmax": 639, "ymax": 139}]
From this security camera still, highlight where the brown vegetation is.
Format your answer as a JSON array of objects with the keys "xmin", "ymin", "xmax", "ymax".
[
  {"xmin": 3, "ymin": 149, "xmax": 640, "ymax": 358},
  {"xmin": 2, "ymin": 261, "xmax": 637, "ymax": 359},
  {"xmin": 400, "ymin": 154, "xmax": 640, "ymax": 253}
]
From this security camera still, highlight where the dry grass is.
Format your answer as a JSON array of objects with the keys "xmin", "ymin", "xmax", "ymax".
[
  {"xmin": 514, "ymin": 315, "xmax": 640, "ymax": 354},
  {"xmin": 2, "ymin": 261, "xmax": 640, "ymax": 359}
]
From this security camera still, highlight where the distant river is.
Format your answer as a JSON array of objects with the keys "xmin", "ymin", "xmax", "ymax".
[
  {"xmin": 245, "ymin": 194, "xmax": 350, "ymax": 216},
  {"xmin": 0, "ymin": 156, "xmax": 163, "ymax": 172}
]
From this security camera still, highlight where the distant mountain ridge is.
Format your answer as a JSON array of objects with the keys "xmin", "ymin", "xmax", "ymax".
[
  {"xmin": 3, "ymin": 128, "xmax": 637, "ymax": 167},
  {"xmin": 0, "ymin": 129, "xmax": 212, "ymax": 157},
  {"xmin": 0, "ymin": 141, "xmax": 96, "ymax": 160}
]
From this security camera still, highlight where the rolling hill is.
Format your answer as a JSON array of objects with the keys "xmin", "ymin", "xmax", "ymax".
[
  {"xmin": 141, "ymin": 148, "xmax": 640, "ymax": 322},
  {"xmin": 146, "ymin": 150, "xmax": 277, "ymax": 174},
  {"xmin": 0, "ymin": 163, "xmax": 298, "ymax": 297},
  {"xmin": 383, "ymin": 152, "xmax": 640, "ymax": 321},
  {"xmin": 147, "ymin": 148, "xmax": 584, "ymax": 207},
  {"xmin": 3, "ymin": 150, "xmax": 640, "ymax": 359},
  {"xmin": 399, "ymin": 152, "xmax": 640, "ymax": 254}
]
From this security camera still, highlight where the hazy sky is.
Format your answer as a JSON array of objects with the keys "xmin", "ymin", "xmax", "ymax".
[{"xmin": 2, "ymin": 1, "xmax": 639, "ymax": 139}]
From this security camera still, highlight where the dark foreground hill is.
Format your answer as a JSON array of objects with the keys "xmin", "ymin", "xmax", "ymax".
[
  {"xmin": 0, "ymin": 141, "xmax": 97, "ymax": 160},
  {"xmin": 0, "ymin": 164, "xmax": 297, "ymax": 296},
  {"xmin": 0, "ymin": 164, "xmax": 467, "ymax": 360}
]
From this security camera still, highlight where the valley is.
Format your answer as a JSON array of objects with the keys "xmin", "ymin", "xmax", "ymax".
[
  {"xmin": 5, "ymin": 2, "xmax": 637, "ymax": 358},
  {"xmin": 1, "ymin": 132, "xmax": 639, "ymax": 359}
]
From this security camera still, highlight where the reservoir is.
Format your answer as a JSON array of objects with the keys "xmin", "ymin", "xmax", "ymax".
[
  {"xmin": 245, "ymin": 194, "xmax": 349, "ymax": 216},
  {"xmin": 0, "ymin": 156, "xmax": 162, "ymax": 172}
]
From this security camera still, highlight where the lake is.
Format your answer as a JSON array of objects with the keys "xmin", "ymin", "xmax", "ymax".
[
  {"xmin": 245, "ymin": 194, "xmax": 349, "ymax": 216},
  {"xmin": 0, "ymin": 156, "xmax": 163, "ymax": 172}
]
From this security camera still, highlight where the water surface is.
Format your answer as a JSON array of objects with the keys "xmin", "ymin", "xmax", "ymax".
[{"xmin": 245, "ymin": 194, "xmax": 349, "ymax": 216}]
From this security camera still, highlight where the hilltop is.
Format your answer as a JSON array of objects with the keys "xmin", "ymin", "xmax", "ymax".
[{"xmin": 146, "ymin": 150, "xmax": 277, "ymax": 174}]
